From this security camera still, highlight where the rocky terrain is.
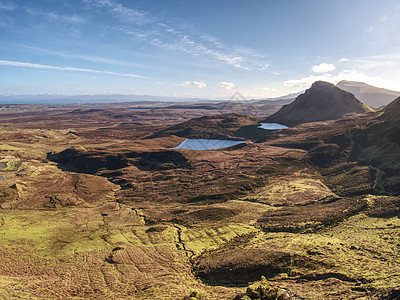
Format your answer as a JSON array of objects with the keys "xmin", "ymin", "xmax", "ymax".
[{"xmin": 0, "ymin": 83, "xmax": 400, "ymax": 299}]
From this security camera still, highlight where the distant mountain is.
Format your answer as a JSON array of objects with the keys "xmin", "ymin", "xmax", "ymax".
[
  {"xmin": 337, "ymin": 81, "xmax": 400, "ymax": 108},
  {"xmin": 253, "ymin": 97, "xmax": 295, "ymax": 105},
  {"xmin": 264, "ymin": 81, "xmax": 373, "ymax": 126},
  {"xmin": 256, "ymin": 91, "xmax": 302, "ymax": 104},
  {"xmin": 0, "ymin": 91, "xmax": 301, "ymax": 105},
  {"xmin": 0, "ymin": 94, "xmax": 214, "ymax": 105}
]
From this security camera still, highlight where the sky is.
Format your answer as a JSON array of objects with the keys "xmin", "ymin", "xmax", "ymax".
[{"xmin": 0, "ymin": 0, "xmax": 400, "ymax": 99}]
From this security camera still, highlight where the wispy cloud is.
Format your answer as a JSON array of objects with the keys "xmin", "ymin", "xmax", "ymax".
[
  {"xmin": 312, "ymin": 63, "xmax": 336, "ymax": 73},
  {"xmin": 83, "ymin": 0, "xmax": 149, "ymax": 25},
  {"xmin": 218, "ymin": 82, "xmax": 235, "ymax": 90},
  {"xmin": 181, "ymin": 80, "xmax": 206, "ymax": 88},
  {"xmin": 0, "ymin": 1, "xmax": 16, "ymax": 11},
  {"xmin": 84, "ymin": 0, "xmax": 262, "ymax": 70},
  {"xmin": 25, "ymin": 8, "xmax": 84, "ymax": 23},
  {"xmin": 336, "ymin": 54, "xmax": 400, "ymax": 71},
  {"xmin": 0, "ymin": 59, "xmax": 147, "ymax": 78},
  {"xmin": 20, "ymin": 45, "xmax": 144, "ymax": 68}
]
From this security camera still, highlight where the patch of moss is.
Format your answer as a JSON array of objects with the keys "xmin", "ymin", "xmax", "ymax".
[
  {"xmin": 1, "ymin": 159, "xmax": 21, "ymax": 171},
  {"xmin": 0, "ymin": 209, "xmax": 109, "ymax": 257},
  {"xmin": 183, "ymin": 223, "xmax": 258, "ymax": 256}
]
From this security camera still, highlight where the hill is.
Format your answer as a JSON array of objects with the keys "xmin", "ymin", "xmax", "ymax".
[
  {"xmin": 264, "ymin": 81, "xmax": 373, "ymax": 126},
  {"xmin": 147, "ymin": 113, "xmax": 267, "ymax": 140},
  {"xmin": 381, "ymin": 96, "xmax": 400, "ymax": 121},
  {"xmin": 337, "ymin": 80, "xmax": 400, "ymax": 108}
]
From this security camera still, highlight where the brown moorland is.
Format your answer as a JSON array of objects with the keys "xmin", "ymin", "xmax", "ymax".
[{"xmin": 0, "ymin": 93, "xmax": 399, "ymax": 299}]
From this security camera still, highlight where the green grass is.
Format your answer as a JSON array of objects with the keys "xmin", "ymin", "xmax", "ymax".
[
  {"xmin": 0, "ymin": 144, "xmax": 24, "ymax": 152},
  {"xmin": 359, "ymin": 143, "xmax": 400, "ymax": 169},
  {"xmin": 243, "ymin": 209, "xmax": 400, "ymax": 298},
  {"xmin": 242, "ymin": 178, "xmax": 336, "ymax": 206},
  {"xmin": 0, "ymin": 209, "xmax": 110, "ymax": 257}
]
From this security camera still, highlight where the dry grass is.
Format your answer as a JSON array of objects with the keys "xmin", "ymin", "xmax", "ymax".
[{"xmin": 0, "ymin": 107, "xmax": 399, "ymax": 299}]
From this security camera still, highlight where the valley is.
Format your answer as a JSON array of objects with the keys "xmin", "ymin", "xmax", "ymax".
[{"xmin": 0, "ymin": 82, "xmax": 400, "ymax": 299}]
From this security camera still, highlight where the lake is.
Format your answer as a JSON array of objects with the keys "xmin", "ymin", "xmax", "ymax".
[
  {"xmin": 173, "ymin": 139, "xmax": 246, "ymax": 150},
  {"xmin": 258, "ymin": 123, "xmax": 288, "ymax": 130}
]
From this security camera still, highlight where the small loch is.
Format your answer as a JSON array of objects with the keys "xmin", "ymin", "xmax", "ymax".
[
  {"xmin": 172, "ymin": 139, "xmax": 246, "ymax": 150},
  {"xmin": 258, "ymin": 123, "xmax": 288, "ymax": 130}
]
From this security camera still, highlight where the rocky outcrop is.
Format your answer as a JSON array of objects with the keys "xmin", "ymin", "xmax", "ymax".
[{"xmin": 234, "ymin": 276, "xmax": 293, "ymax": 300}]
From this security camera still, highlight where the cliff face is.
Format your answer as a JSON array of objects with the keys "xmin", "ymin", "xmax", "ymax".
[{"xmin": 265, "ymin": 81, "xmax": 373, "ymax": 126}]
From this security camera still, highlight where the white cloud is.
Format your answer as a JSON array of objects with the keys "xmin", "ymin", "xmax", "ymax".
[
  {"xmin": 350, "ymin": 59, "xmax": 396, "ymax": 71},
  {"xmin": 336, "ymin": 54, "xmax": 400, "ymax": 71},
  {"xmin": 339, "ymin": 58, "xmax": 350, "ymax": 62},
  {"xmin": 0, "ymin": 59, "xmax": 147, "ymax": 78},
  {"xmin": 181, "ymin": 80, "xmax": 206, "ymax": 88},
  {"xmin": 218, "ymin": 82, "xmax": 235, "ymax": 90},
  {"xmin": 284, "ymin": 69, "xmax": 387, "ymax": 89},
  {"xmin": 312, "ymin": 63, "xmax": 336, "ymax": 73}
]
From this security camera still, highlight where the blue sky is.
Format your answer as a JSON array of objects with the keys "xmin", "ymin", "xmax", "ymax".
[{"xmin": 0, "ymin": 0, "xmax": 400, "ymax": 98}]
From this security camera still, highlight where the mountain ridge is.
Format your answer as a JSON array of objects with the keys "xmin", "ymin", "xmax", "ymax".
[
  {"xmin": 337, "ymin": 80, "xmax": 400, "ymax": 108},
  {"xmin": 264, "ymin": 81, "xmax": 373, "ymax": 126}
]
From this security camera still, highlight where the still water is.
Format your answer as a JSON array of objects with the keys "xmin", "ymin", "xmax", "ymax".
[
  {"xmin": 258, "ymin": 123, "xmax": 288, "ymax": 130},
  {"xmin": 173, "ymin": 139, "xmax": 245, "ymax": 150}
]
